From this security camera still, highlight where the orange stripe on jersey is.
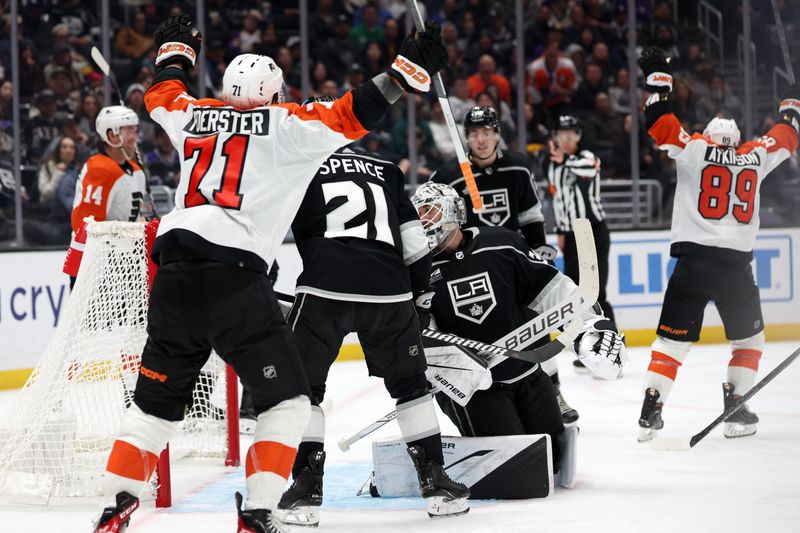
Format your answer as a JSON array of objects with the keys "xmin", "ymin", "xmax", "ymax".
[
  {"xmin": 648, "ymin": 113, "xmax": 688, "ymax": 149},
  {"xmin": 145, "ymin": 78, "xmax": 225, "ymax": 114},
  {"xmin": 737, "ymin": 123, "xmax": 798, "ymax": 155},
  {"xmin": 276, "ymin": 91, "xmax": 368, "ymax": 141},
  {"xmin": 648, "ymin": 351, "xmax": 683, "ymax": 381},
  {"xmin": 70, "ymin": 154, "xmax": 131, "ymax": 232},
  {"xmin": 106, "ymin": 440, "xmax": 158, "ymax": 482},
  {"xmin": 729, "ymin": 349, "xmax": 762, "ymax": 371},
  {"xmin": 245, "ymin": 441, "xmax": 296, "ymax": 480}
]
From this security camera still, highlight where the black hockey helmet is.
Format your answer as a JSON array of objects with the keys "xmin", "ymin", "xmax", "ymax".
[
  {"xmin": 554, "ymin": 115, "xmax": 581, "ymax": 135},
  {"xmin": 464, "ymin": 106, "xmax": 499, "ymax": 135}
]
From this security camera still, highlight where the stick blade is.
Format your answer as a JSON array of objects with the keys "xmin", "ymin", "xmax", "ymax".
[
  {"xmin": 649, "ymin": 436, "xmax": 691, "ymax": 451},
  {"xmin": 90, "ymin": 46, "xmax": 111, "ymax": 75}
]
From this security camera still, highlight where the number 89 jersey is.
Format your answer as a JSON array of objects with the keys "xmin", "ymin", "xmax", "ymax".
[
  {"xmin": 649, "ymin": 113, "xmax": 798, "ymax": 261},
  {"xmin": 291, "ymin": 147, "xmax": 430, "ymax": 303}
]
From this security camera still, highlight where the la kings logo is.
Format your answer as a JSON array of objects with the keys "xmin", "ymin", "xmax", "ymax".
[
  {"xmin": 446, "ymin": 272, "xmax": 496, "ymax": 324},
  {"xmin": 474, "ymin": 188, "xmax": 510, "ymax": 226}
]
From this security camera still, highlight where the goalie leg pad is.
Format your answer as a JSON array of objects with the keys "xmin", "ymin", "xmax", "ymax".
[
  {"xmin": 554, "ymin": 425, "xmax": 578, "ymax": 489},
  {"xmin": 245, "ymin": 395, "xmax": 310, "ymax": 510},
  {"xmin": 103, "ymin": 404, "xmax": 177, "ymax": 501}
]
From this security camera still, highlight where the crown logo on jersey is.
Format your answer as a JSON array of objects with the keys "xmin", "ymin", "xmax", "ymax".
[
  {"xmin": 490, "ymin": 213, "xmax": 502, "ymax": 224},
  {"xmin": 469, "ymin": 303, "xmax": 483, "ymax": 317}
]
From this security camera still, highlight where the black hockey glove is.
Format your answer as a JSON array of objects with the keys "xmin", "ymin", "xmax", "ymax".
[
  {"xmin": 778, "ymin": 85, "xmax": 800, "ymax": 134},
  {"xmin": 389, "ymin": 21, "xmax": 448, "ymax": 94},
  {"xmin": 638, "ymin": 47, "xmax": 672, "ymax": 94},
  {"xmin": 414, "ymin": 288, "xmax": 435, "ymax": 332},
  {"xmin": 154, "ymin": 15, "xmax": 203, "ymax": 71}
]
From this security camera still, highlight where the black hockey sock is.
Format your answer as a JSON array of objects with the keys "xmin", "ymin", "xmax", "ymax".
[
  {"xmin": 292, "ymin": 441, "xmax": 324, "ymax": 479},
  {"xmin": 549, "ymin": 372, "xmax": 561, "ymax": 387},
  {"xmin": 407, "ymin": 433, "xmax": 445, "ymax": 465}
]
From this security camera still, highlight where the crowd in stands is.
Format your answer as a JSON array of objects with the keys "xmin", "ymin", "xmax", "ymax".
[{"xmin": 0, "ymin": 0, "xmax": 798, "ymax": 245}]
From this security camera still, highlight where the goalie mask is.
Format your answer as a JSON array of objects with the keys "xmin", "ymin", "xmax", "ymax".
[
  {"xmin": 95, "ymin": 105, "xmax": 138, "ymax": 147},
  {"xmin": 703, "ymin": 117, "xmax": 740, "ymax": 147},
  {"xmin": 222, "ymin": 53, "xmax": 286, "ymax": 110},
  {"xmin": 411, "ymin": 181, "xmax": 466, "ymax": 252}
]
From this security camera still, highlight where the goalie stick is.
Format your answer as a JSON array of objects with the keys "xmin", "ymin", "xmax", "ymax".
[
  {"xmin": 771, "ymin": 0, "xmax": 796, "ymax": 84},
  {"xmin": 650, "ymin": 344, "xmax": 800, "ymax": 451},
  {"xmin": 405, "ymin": 0, "xmax": 483, "ymax": 212}
]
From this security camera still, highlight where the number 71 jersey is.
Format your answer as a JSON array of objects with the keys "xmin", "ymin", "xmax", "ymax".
[{"xmin": 648, "ymin": 113, "xmax": 798, "ymax": 260}]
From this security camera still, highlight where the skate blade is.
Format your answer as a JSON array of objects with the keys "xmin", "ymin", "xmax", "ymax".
[
  {"xmin": 274, "ymin": 506, "xmax": 320, "ymax": 528},
  {"xmin": 637, "ymin": 426, "xmax": 660, "ymax": 442},
  {"xmin": 724, "ymin": 422, "xmax": 757, "ymax": 439},
  {"xmin": 426, "ymin": 496, "xmax": 470, "ymax": 519}
]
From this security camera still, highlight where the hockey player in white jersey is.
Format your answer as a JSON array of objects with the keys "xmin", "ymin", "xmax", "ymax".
[
  {"xmin": 636, "ymin": 46, "xmax": 799, "ymax": 442},
  {"xmin": 93, "ymin": 14, "xmax": 447, "ymax": 533}
]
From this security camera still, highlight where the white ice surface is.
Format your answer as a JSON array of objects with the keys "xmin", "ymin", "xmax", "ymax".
[{"xmin": 1, "ymin": 342, "xmax": 799, "ymax": 533}]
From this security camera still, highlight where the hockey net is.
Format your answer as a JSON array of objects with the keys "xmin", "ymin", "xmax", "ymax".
[{"xmin": 0, "ymin": 220, "xmax": 239, "ymax": 506}]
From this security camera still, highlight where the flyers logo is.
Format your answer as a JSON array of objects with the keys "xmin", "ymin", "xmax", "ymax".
[{"xmin": 392, "ymin": 55, "xmax": 431, "ymax": 92}]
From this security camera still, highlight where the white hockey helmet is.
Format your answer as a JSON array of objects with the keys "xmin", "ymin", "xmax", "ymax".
[
  {"xmin": 95, "ymin": 105, "xmax": 138, "ymax": 146},
  {"xmin": 703, "ymin": 117, "xmax": 740, "ymax": 147},
  {"xmin": 411, "ymin": 181, "xmax": 467, "ymax": 252},
  {"xmin": 221, "ymin": 53, "xmax": 285, "ymax": 110}
]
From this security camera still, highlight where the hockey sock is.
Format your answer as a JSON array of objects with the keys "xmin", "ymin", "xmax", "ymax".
[
  {"xmin": 292, "ymin": 404, "xmax": 325, "ymax": 479},
  {"xmin": 397, "ymin": 393, "xmax": 444, "ymax": 464},
  {"xmin": 727, "ymin": 332, "xmax": 764, "ymax": 394},
  {"xmin": 644, "ymin": 336, "xmax": 691, "ymax": 403},
  {"xmin": 245, "ymin": 395, "xmax": 310, "ymax": 510},
  {"xmin": 103, "ymin": 404, "xmax": 177, "ymax": 503}
]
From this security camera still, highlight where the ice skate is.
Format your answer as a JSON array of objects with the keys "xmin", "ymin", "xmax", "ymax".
[
  {"xmin": 276, "ymin": 451, "xmax": 325, "ymax": 527},
  {"xmin": 93, "ymin": 492, "xmax": 139, "ymax": 533},
  {"xmin": 722, "ymin": 383, "xmax": 758, "ymax": 438},
  {"xmin": 236, "ymin": 492, "xmax": 288, "ymax": 533},
  {"xmin": 554, "ymin": 384, "xmax": 579, "ymax": 424},
  {"xmin": 407, "ymin": 445, "xmax": 470, "ymax": 519},
  {"xmin": 638, "ymin": 388, "xmax": 664, "ymax": 442}
]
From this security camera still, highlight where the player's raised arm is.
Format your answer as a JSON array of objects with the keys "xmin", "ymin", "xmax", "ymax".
[
  {"xmin": 639, "ymin": 47, "xmax": 692, "ymax": 158},
  {"xmin": 737, "ymin": 87, "xmax": 800, "ymax": 174}
]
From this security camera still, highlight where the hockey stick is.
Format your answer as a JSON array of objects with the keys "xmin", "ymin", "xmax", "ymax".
[
  {"xmin": 91, "ymin": 47, "xmax": 158, "ymax": 216},
  {"xmin": 651, "ymin": 345, "xmax": 800, "ymax": 451},
  {"xmin": 771, "ymin": 0, "xmax": 796, "ymax": 84},
  {"xmin": 338, "ymin": 408, "xmax": 398, "ymax": 452},
  {"xmin": 405, "ymin": 0, "xmax": 483, "ymax": 212}
]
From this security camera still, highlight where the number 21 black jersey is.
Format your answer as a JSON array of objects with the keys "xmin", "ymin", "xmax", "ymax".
[{"xmin": 291, "ymin": 147, "xmax": 430, "ymax": 303}]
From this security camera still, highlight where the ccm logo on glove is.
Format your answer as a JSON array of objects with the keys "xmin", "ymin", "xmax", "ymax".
[
  {"xmin": 392, "ymin": 55, "xmax": 431, "ymax": 92},
  {"xmin": 157, "ymin": 42, "xmax": 197, "ymax": 66}
]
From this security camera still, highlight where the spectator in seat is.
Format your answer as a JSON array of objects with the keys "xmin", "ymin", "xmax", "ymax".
[
  {"xmin": 233, "ymin": 9, "xmax": 263, "ymax": 54},
  {"xmin": 125, "ymin": 83, "xmax": 155, "ymax": 146},
  {"xmin": 590, "ymin": 41, "xmax": 613, "ymax": 82},
  {"xmin": 429, "ymin": 99, "xmax": 457, "ymax": 160},
  {"xmin": 115, "ymin": 11, "xmax": 155, "ymax": 61},
  {"xmin": 253, "ymin": 23, "xmax": 280, "ymax": 60},
  {"xmin": 310, "ymin": 0, "xmax": 343, "ymax": 42},
  {"xmin": 467, "ymin": 54, "xmax": 511, "ymax": 104},
  {"xmin": 448, "ymin": 77, "xmax": 476, "ymax": 129},
  {"xmin": 146, "ymin": 128, "xmax": 180, "ymax": 188},
  {"xmin": 529, "ymin": 41, "xmax": 578, "ymax": 128},
  {"xmin": 475, "ymin": 91, "xmax": 514, "ymax": 150},
  {"xmin": 573, "ymin": 61, "xmax": 608, "ymax": 114},
  {"xmin": 696, "ymin": 74, "xmax": 743, "ymax": 123},
  {"xmin": 38, "ymin": 135, "xmax": 78, "ymax": 204},
  {"xmin": 25, "ymin": 90, "xmax": 63, "ymax": 169},
  {"xmin": 46, "ymin": 67, "xmax": 78, "ymax": 121},
  {"xmin": 608, "ymin": 68, "xmax": 641, "ymax": 115},
  {"xmin": 44, "ymin": 44, "xmax": 84, "ymax": 88},
  {"xmin": 349, "ymin": 4, "xmax": 384, "ymax": 48},
  {"xmin": 382, "ymin": 17, "xmax": 402, "ymax": 60},
  {"xmin": 341, "ymin": 63, "xmax": 365, "ymax": 93},
  {"xmin": 319, "ymin": 79, "xmax": 339, "ymax": 98},
  {"xmin": 315, "ymin": 14, "xmax": 359, "ymax": 85},
  {"xmin": 362, "ymin": 42, "xmax": 386, "ymax": 79},
  {"xmin": 581, "ymin": 92, "xmax": 622, "ymax": 167},
  {"xmin": 19, "ymin": 41, "xmax": 46, "ymax": 99},
  {"xmin": 672, "ymin": 77, "xmax": 702, "ymax": 131},
  {"xmin": 486, "ymin": 6, "xmax": 513, "ymax": 72}
]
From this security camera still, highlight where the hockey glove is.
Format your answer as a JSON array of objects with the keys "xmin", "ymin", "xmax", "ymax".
[
  {"xmin": 154, "ymin": 15, "xmax": 202, "ymax": 71},
  {"xmin": 414, "ymin": 288, "xmax": 436, "ymax": 332},
  {"xmin": 389, "ymin": 21, "xmax": 448, "ymax": 94},
  {"xmin": 574, "ymin": 317, "xmax": 627, "ymax": 380},
  {"xmin": 638, "ymin": 47, "xmax": 672, "ymax": 93},
  {"xmin": 778, "ymin": 86, "xmax": 800, "ymax": 134}
]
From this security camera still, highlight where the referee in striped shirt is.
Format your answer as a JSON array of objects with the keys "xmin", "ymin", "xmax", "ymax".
[{"xmin": 546, "ymin": 115, "xmax": 615, "ymax": 324}]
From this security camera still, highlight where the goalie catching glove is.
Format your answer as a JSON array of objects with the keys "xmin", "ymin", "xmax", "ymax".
[
  {"xmin": 638, "ymin": 47, "xmax": 672, "ymax": 93},
  {"xmin": 574, "ymin": 317, "xmax": 627, "ymax": 380},
  {"xmin": 389, "ymin": 21, "xmax": 448, "ymax": 94},
  {"xmin": 154, "ymin": 15, "xmax": 202, "ymax": 70}
]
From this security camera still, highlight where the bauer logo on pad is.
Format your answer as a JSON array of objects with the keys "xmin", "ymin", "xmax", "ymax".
[{"xmin": 447, "ymin": 272, "xmax": 497, "ymax": 324}]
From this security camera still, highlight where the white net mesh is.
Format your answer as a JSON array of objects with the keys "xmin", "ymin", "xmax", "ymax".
[{"xmin": 0, "ymin": 221, "xmax": 231, "ymax": 504}]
